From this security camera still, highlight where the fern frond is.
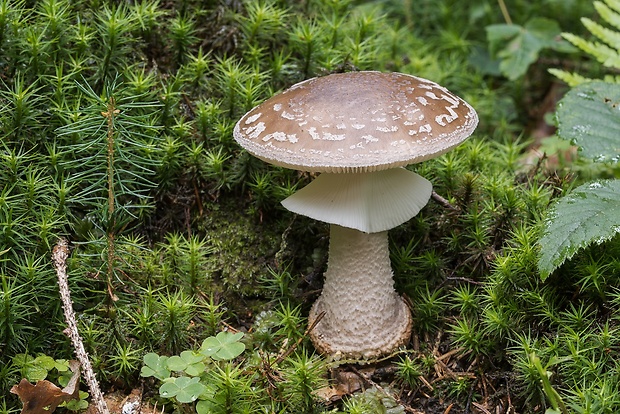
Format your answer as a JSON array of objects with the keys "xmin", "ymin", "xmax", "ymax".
[
  {"xmin": 548, "ymin": 68, "xmax": 593, "ymax": 86},
  {"xmin": 581, "ymin": 17, "xmax": 620, "ymax": 51},
  {"xmin": 604, "ymin": 0, "xmax": 620, "ymax": 14},
  {"xmin": 562, "ymin": 32, "xmax": 620, "ymax": 68},
  {"xmin": 595, "ymin": 1, "xmax": 620, "ymax": 31}
]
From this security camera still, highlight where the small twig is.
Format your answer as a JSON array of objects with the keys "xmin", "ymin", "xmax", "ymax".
[
  {"xmin": 221, "ymin": 320, "xmax": 240, "ymax": 333},
  {"xmin": 418, "ymin": 375, "xmax": 434, "ymax": 391},
  {"xmin": 182, "ymin": 94, "xmax": 196, "ymax": 118},
  {"xmin": 275, "ymin": 215, "xmax": 296, "ymax": 268},
  {"xmin": 444, "ymin": 276, "xmax": 483, "ymax": 286},
  {"xmin": 193, "ymin": 178, "xmax": 204, "ymax": 216},
  {"xmin": 436, "ymin": 347, "xmax": 465, "ymax": 362},
  {"xmin": 53, "ymin": 238, "xmax": 110, "ymax": 414},
  {"xmin": 431, "ymin": 191, "xmax": 459, "ymax": 212},
  {"xmin": 471, "ymin": 401, "xmax": 492, "ymax": 414}
]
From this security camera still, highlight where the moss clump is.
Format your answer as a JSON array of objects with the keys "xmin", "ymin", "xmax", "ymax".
[{"xmin": 196, "ymin": 198, "xmax": 285, "ymax": 299}]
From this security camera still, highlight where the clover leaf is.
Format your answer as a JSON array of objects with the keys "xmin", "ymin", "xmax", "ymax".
[
  {"xmin": 200, "ymin": 331, "xmax": 245, "ymax": 361},
  {"xmin": 159, "ymin": 376, "xmax": 206, "ymax": 403},
  {"xmin": 140, "ymin": 353, "xmax": 171, "ymax": 381},
  {"xmin": 167, "ymin": 350, "xmax": 206, "ymax": 376}
]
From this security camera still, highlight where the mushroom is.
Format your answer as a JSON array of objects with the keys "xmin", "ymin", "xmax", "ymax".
[{"xmin": 234, "ymin": 71, "xmax": 478, "ymax": 359}]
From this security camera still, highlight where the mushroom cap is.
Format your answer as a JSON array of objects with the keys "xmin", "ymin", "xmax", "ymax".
[{"xmin": 233, "ymin": 71, "xmax": 478, "ymax": 173}]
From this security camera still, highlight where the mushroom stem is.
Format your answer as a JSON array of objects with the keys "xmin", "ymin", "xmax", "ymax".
[{"xmin": 309, "ymin": 224, "xmax": 412, "ymax": 359}]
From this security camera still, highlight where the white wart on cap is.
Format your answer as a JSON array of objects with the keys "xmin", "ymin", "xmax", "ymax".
[{"xmin": 233, "ymin": 71, "xmax": 479, "ymax": 174}]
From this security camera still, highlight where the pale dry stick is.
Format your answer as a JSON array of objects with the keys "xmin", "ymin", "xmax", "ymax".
[
  {"xmin": 52, "ymin": 238, "xmax": 110, "ymax": 414},
  {"xmin": 471, "ymin": 401, "xmax": 492, "ymax": 414}
]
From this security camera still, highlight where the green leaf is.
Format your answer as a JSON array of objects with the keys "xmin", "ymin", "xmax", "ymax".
[
  {"xmin": 62, "ymin": 391, "xmax": 89, "ymax": 410},
  {"xmin": 184, "ymin": 360, "xmax": 206, "ymax": 377},
  {"xmin": 538, "ymin": 179, "xmax": 620, "ymax": 279},
  {"xmin": 54, "ymin": 359, "xmax": 71, "ymax": 372},
  {"xmin": 196, "ymin": 400, "xmax": 216, "ymax": 414},
  {"xmin": 524, "ymin": 18, "xmax": 572, "ymax": 52},
  {"xmin": 166, "ymin": 356, "xmax": 187, "ymax": 371},
  {"xmin": 167, "ymin": 350, "xmax": 206, "ymax": 376},
  {"xmin": 486, "ymin": 24, "xmax": 522, "ymax": 56},
  {"xmin": 12, "ymin": 354, "xmax": 34, "ymax": 367},
  {"xmin": 200, "ymin": 331, "xmax": 245, "ymax": 361},
  {"xmin": 556, "ymin": 81, "xmax": 620, "ymax": 162},
  {"xmin": 13, "ymin": 354, "xmax": 52, "ymax": 382},
  {"xmin": 159, "ymin": 376, "xmax": 206, "ymax": 403},
  {"xmin": 595, "ymin": 0, "xmax": 620, "ymax": 32},
  {"xmin": 33, "ymin": 355, "xmax": 56, "ymax": 371},
  {"xmin": 141, "ymin": 353, "xmax": 170, "ymax": 380},
  {"xmin": 23, "ymin": 365, "xmax": 48, "ymax": 382},
  {"xmin": 486, "ymin": 18, "xmax": 563, "ymax": 80}
]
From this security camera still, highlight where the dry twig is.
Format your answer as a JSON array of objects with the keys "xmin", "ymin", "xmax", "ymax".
[{"xmin": 53, "ymin": 238, "xmax": 110, "ymax": 414}]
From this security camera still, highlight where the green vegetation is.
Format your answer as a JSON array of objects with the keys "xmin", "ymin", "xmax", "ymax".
[
  {"xmin": 540, "ymin": 0, "xmax": 620, "ymax": 279},
  {"xmin": 3, "ymin": 0, "xmax": 620, "ymax": 413}
]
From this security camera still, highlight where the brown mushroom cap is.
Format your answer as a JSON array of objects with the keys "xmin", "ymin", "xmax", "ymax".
[{"xmin": 233, "ymin": 71, "xmax": 478, "ymax": 173}]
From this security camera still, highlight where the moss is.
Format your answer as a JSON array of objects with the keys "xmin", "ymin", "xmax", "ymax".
[{"xmin": 196, "ymin": 197, "xmax": 284, "ymax": 299}]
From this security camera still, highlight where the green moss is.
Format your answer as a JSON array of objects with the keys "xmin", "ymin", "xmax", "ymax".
[{"xmin": 196, "ymin": 198, "xmax": 285, "ymax": 299}]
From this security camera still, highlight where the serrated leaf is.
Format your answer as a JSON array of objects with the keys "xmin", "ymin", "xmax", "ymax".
[
  {"xmin": 582, "ymin": 17, "xmax": 620, "ymax": 49},
  {"xmin": 538, "ymin": 179, "xmax": 620, "ymax": 279},
  {"xmin": 561, "ymin": 32, "xmax": 619, "ymax": 66},
  {"xmin": 548, "ymin": 68, "xmax": 592, "ymax": 87},
  {"xmin": 596, "ymin": 0, "xmax": 620, "ymax": 31},
  {"xmin": 556, "ymin": 81, "xmax": 620, "ymax": 162}
]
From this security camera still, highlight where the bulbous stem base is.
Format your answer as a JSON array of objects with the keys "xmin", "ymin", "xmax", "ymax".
[{"xmin": 308, "ymin": 224, "xmax": 412, "ymax": 359}]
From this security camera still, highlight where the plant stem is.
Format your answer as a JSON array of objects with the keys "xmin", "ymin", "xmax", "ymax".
[
  {"xmin": 497, "ymin": 0, "xmax": 512, "ymax": 25},
  {"xmin": 103, "ymin": 97, "xmax": 118, "ymax": 300},
  {"xmin": 104, "ymin": 97, "xmax": 117, "ymax": 217}
]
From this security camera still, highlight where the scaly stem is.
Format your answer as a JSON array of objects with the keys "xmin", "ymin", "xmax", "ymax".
[{"xmin": 308, "ymin": 225, "xmax": 412, "ymax": 359}]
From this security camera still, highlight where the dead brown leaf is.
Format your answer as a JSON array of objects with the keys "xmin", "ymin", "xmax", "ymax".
[{"xmin": 10, "ymin": 361, "xmax": 80, "ymax": 414}]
